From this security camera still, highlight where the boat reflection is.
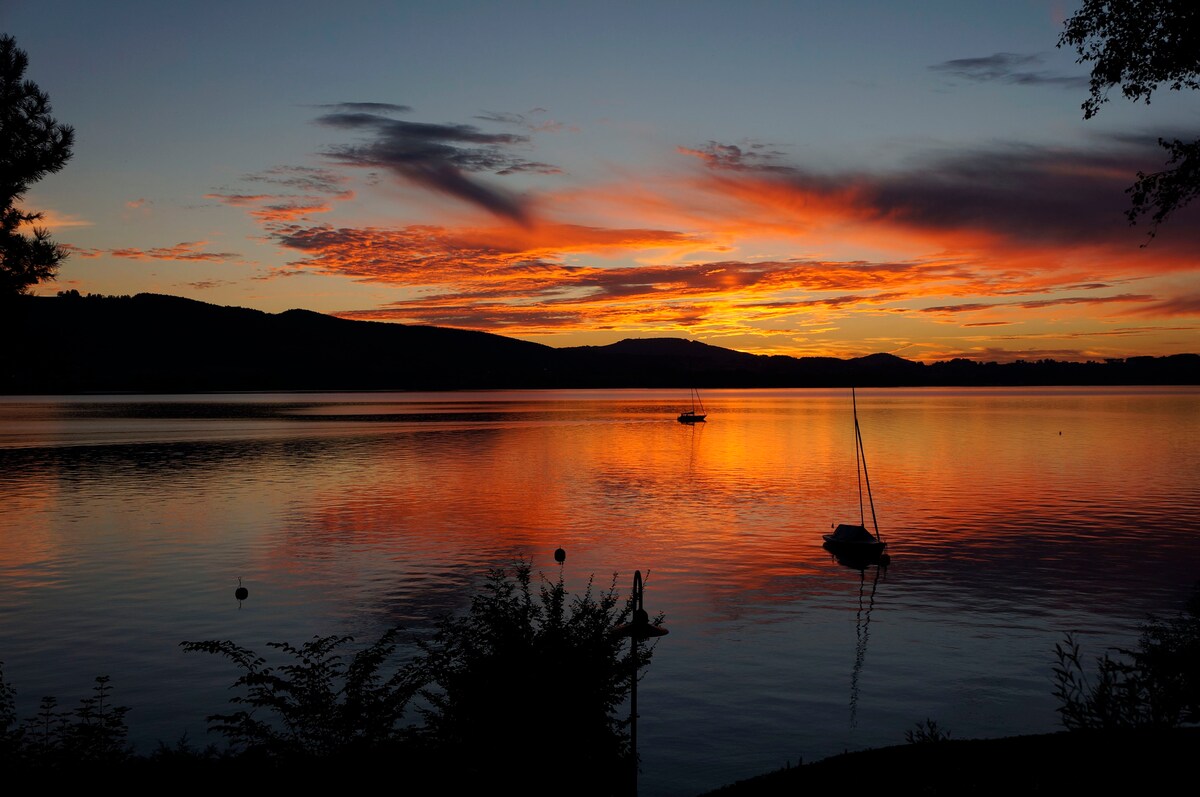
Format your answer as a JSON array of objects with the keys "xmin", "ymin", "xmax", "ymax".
[
  {"xmin": 829, "ymin": 553, "xmax": 889, "ymax": 728},
  {"xmin": 824, "ymin": 543, "xmax": 891, "ymax": 572}
]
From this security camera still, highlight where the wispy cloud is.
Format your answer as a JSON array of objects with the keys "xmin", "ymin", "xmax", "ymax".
[
  {"xmin": 676, "ymin": 141, "xmax": 791, "ymax": 172},
  {"xmin": 476, "ymin": 108, "xmax": 580, "ymax": 134},
  {"xmin": 316, "ymin": 107, "xmax": 561, "ymax": 224},
  {"xmin": 66, "ymin": 241, "xmax": 240, "ymax": 262},
  {"xmin": 181, "ymin": 279, "xmax": 234, "ymax": 290},
  {"xmin": 1120, "ymin": 294, "xmax": 1200, "ymax": 318},
  {"xmin": 20, "ymin": 208, "xmax": 92, "ymax": 229},
  {"xmin": 241, "ymin": 166, "xmax": 353, "ymax": 197},
  {"xmin": 929, "ymin": 52, "xmax": 1088, "ymax": 88},
  {"xmin": 206, "ymin": 166, "xmax": 353, "ymax": 223},
  {"xmin": 920, "ymin": 293, "xmax": 1155, "ymax": 316},
  {"xmin": 312, "ymin": 102, "xmax": 412, "ymax": 114}
]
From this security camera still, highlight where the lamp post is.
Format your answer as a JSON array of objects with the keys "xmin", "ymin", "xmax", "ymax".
[{"xmin": 613, "ymin": 570, "xmax": 668, "ymax": 796}]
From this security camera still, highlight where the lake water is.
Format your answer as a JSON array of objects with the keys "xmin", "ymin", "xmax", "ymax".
[{"xmin": 1, "ymin": 387, "xmax": 1198, "ymax": 794}]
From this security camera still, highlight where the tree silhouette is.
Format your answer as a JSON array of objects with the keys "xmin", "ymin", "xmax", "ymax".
[
  {"xmin": 0, "ymin": 34, "xmax": 74, "ymax": 296},
  {"xmin": 1059, "ymin": 1, "xmax": 1200, "ymax": 238}
]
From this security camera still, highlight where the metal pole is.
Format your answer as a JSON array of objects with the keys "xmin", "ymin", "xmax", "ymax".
[{"xmin": 631, "ymin": 569, "xmax": 643, "ymax": 796}]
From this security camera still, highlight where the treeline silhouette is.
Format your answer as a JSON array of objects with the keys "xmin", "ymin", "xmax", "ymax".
[{"xmin": 1, "ymin": 292, "xmax": 1195, "ymax": 392}]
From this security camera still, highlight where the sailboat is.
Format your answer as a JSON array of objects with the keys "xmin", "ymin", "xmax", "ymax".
[
  {"xmin": 677, "ymin": 387, "xmax": 707, "ymax": 424},
  {"xmin": 823, "ymin": 387, "xmax": 887, "ymax": 560}
]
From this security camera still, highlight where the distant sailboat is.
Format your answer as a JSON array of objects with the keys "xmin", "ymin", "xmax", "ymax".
[
  {"xmin": 677, "ymin": 387, "xmax": 707, "ymax": 424},
  {"xmin": 824, "ymin": 388, "xmax": 887, "ymax": 560}
]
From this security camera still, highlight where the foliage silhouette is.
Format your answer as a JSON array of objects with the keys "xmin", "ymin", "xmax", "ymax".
[
  {"xmin": 0, "ymin": 34, "xmax": 74, "ymax": 296},
  {"xmin": 181, "ymin": 627, "xmax": 419, "ymax": 761},
  {"xmin": 905, "ymin": 718, "xmax": 951, "ymax": 744},
  {"xmin": 1054, "ymin": 584, "xmax": 1200, "ymax": 730},
  {"xmin": 5, "ymin": 564, "xmax": 661, "ymax": 792},
  {"xmin": 0, "ymin": 664, "xmax": 131, "ymax": 767},
  {"xmin": 0, "ymin": 661, "xmax": 17, "ymax": 759},
  {"xmin": 1059, "ymin": 1, "xmax": 1200, "ymax": 237},
  {"xmin": 410, "ymin": 562, "xmax": 661, "ymax": 793}
]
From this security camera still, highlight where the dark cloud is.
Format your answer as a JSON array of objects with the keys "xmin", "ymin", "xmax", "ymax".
[
  {"xmin": 316, "ymin": 110, "xmax": 561, "ymax": 224},
  {"xmin": 475, "ymin": 111, "xmax": 526, "ymax": 126},
  {"xmin": 205, "ymin": 193, "xmax": 272, "ymax": 205},
  {"xmin": 870, "ymin": 139, "xmax": 1200, "ymax": 245},
  {"xmin": 871, "ymin": 148, "xmax": 1135, "ymax": 241},
  {"xmin": 476, "ymin": 109, "xmax": 580, "ymax": 134},
  {"xmin": 313, "ymin": 102, "xmax": 412, "ymax": 114},
  {"xmin": 921, "ymin": 294, "xmax": 1154, "ymax": 315},
  {"xmin": 1122, "ymin": 294, "xmax": 1200, "ymax": 317},
  {"xmin": 694, "ymin": 134, "xmax": 1200, "ymax": 248},
  {"xmin": 929, "ymin": 52, "xmax": 1088, "ymax": 88},
  {"xmin": 678, "ymin": 141, "xmax": 792, "ymax": 172},
  {"xmin": 241, "ymin": 166, "xmax": 351, "ymax": 197},
  {"xmin": 182, "ymin": 279, "xmax": 233, "ymax": 290}
]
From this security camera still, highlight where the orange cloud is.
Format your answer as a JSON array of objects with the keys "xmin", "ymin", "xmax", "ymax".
[
  {"xmin": 198, "ymin": 123, "xmax": 1199, "ymax": 358},
  {"xmin": 66, "ymin": 241, "xmax": 240, "ymax": 262},
  {"xmin": 17, "ymin": 208, "xmax": 92, "ymax": 229}
]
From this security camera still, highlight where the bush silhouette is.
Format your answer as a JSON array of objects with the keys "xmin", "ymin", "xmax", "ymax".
[
  {"xmin": 180, "ymin": 562, "xmax": 660, "ymax": 792},
  {"xmin": 0, "ymin": 665, "xmax": 131, "ymax": 768},
  {"xmin": 1054, "ymin": 584, "xmax": 1200, "ymax": 729},
  {"xmin": 411, "ymin": 563, "xmax": 659, "ymax": 792},
  {"xmin": 181, "ymin": 628, "xmax": 419, "ymax": 761}
]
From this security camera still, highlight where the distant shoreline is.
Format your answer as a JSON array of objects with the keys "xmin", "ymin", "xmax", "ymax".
[{"xmin": 3, "ymin": 293, "xmax": 1197, "ymax": 394}]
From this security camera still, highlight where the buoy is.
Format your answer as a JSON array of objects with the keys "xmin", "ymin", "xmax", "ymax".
[
  {"xmin": 235, "ymin": 577, "xmax": 248, "ymax": 602},
  {"xmin": 554, "ymin": 547, "xmax": 566, "ymax": 564}
]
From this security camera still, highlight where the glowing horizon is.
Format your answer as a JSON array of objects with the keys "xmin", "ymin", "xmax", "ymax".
[{"xmin": 6, "ymin": 1, "xmax": 1197, "ymax": 363}]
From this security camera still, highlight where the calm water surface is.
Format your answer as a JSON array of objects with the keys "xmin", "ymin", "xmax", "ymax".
[{"xmin": 1, "ymin": 387, "xmax": 1198, "ymax": 794}]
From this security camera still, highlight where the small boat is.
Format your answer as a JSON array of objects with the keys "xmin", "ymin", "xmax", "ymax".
[
  {"xmin": 824, "ymin": 387, "xmax": 886, "ymax": 559},
  {"xmin": 678, "ymin": 387, "xmax": 707, "ymax": 424}
]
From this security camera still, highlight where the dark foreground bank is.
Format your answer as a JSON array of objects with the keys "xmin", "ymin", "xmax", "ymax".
[
  {"xmin": 12, "ymin": 728, "xmax": 1197, "ymax": 794},
  {"xmin": 702, "ymin": 727, "xmax": 1200, "ymax": 795}
]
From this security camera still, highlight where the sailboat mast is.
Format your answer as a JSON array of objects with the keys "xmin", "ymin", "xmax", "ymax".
[
  {"xmin": 853, "ymin": 388, "xmax": 864, "ymax": 526},
  {"xmin": 854, "ymin": 389, "xmax": 881, "ymax": 540}
]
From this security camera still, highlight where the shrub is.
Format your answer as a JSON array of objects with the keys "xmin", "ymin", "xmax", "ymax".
[
  {"xmin": 411, "ymin": 562, "xmax": 661, "ymax": 793},
  {"xmin": 0, "ymin": 662, "xmax": 18, "ymax": 758},
  {"xmin": 181, "ymin": 627, "xmax": 420, "ymax": 760},
  {"xmin": 905, "ymin": 718, "xmax": 951, "ymax": 744},
  {"xmin": 1053, "ymin": 584, "xmax": 1200, "ymax": 730},
  {"xmin": 0, "ymin": 665, "xmax": 131, "ymax": 767}
]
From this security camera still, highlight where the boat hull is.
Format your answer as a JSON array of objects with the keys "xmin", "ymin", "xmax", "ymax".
[
  {"xmin": 821, "ymin": 536, "xmax": 887, "ymax": 556},
  {"xmin": 823, "ymin": 523, "xmax": 886, "ymax": 560},
  {"xmin": 822, "ymin": 537, "xmax": 888, "ymax": 570},
  {"xmin": 678, "ymin": 412, "xmax": 706, "ymax": 424}
]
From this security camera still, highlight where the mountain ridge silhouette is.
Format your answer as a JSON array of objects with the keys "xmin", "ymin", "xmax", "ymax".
[{"xmin": 2, "ymin": 293, "xmax": 1195, "ymax": 392}]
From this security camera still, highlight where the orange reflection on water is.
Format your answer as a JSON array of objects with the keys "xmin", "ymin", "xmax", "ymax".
[
  {"xmin": 0, "ymin": 470, "xmax": 64, "ymax": 589},
  {"xmin": 256, "ymin": 397, "xmax": 880, "ymax": 612}
]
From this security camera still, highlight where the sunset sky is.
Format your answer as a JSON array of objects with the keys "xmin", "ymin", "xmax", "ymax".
[{"xmin": 5, "ymin": 1, "xmax": 1198, "ymax": 361}]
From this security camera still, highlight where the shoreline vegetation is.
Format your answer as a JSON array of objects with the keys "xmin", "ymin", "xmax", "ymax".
[
  {"xmin": 2, "ymin": 292, "xmax": 1197, "ymax": 393},
  {"xmin": 2, "ymin": 564, "xmax": 661, "ymax": 794},
  {"xmin": 5, "ymin": 572, "xmax": 1197, "ymax": 795}
]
